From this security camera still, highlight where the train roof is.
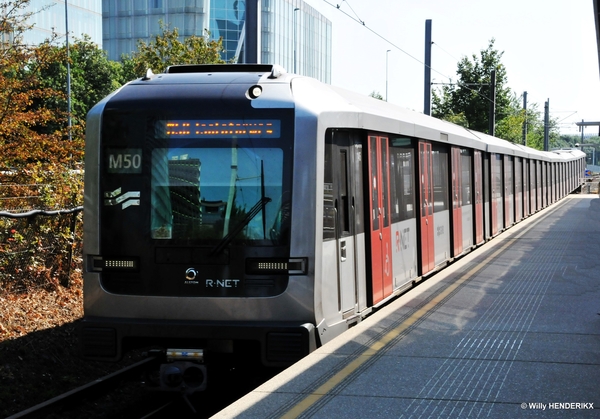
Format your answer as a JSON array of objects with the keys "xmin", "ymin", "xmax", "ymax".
[
  {"xmin": 117, "ymin": 64, "xmax": 585, "ymax": 164},
  {"xmin": 551, "ymin": 148, "xmax": 587, "ymax": 161},
  {"xmin": 289, "ymin": 73, "xmax": 584, "ymax": 164}
]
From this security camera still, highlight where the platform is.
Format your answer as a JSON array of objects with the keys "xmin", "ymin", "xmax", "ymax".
[{"xmin": 214, "ymin": 195, "xmax": 600, "ymax": 418}]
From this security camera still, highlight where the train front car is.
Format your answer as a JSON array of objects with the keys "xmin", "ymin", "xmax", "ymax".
[{"xmin": 81, "ymin": 65, "xmax": 316, "ymax": 391}]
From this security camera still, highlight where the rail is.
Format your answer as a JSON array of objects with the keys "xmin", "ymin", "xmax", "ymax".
[{"xmin": 6, "ymin": 355, "xmax": 161, "ymax": 419}]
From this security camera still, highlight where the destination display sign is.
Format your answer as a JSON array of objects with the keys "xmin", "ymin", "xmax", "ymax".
[{"xmin": 164, "ymin": 120, "xmax": 281, "ymax": 139}]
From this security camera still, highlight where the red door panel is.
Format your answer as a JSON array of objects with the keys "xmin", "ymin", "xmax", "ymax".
[
  {"xmin": 451, "ymin": 147, "xmax": 463, "ymax": 256},
  {"xmin": 491, "ymin": 154, "xmax": 499, "ymax": 236},
  {"xmin": 380, "ymin": 139, "xmax": 392, "ymax": 298},
  {"xmin": 368, "ymin": 136, "xmax": 393, "ymax": 304},
  {"xmin": 419, "ymin": 141, "xmax": 434, "ymax": 274},
  {"xmin": 474, "ymin": 150, "xmax": 484, "ymax": 243}
]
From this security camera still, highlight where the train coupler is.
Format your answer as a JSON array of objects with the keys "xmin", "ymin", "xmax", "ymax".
[{"xmin": 144, "ymin": 348, "xmax": 207, "ymax": 393}]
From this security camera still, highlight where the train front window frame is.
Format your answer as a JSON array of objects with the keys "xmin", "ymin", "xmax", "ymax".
[{"xmin": 100, "ymin": 112, "xmax": 294, "ymax": 250}]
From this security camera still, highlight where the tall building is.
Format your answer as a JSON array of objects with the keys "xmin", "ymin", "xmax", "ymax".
[
  {"xmin": 102, "ymin": 0, "xmax": 331, "ymax": 82},
  {"xmin": 102, "ymin": 0, "xmax": 208, "ymax": 61},
  {"xmin": 23, "ymin": 0, "xmax": 102, "ymax": 46},
  {"xmin": 261, "ymin": 0, "xmax": 331, "ymax": 83},
  {"xmin": 209, "ymin": 0, "xmax": 245, "ymax": 62}
]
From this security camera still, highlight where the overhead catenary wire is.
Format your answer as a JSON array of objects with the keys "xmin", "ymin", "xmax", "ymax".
[
  {"xmin": 322, "ymin": 0, "xmax": 575, "ymax": 128},
  {"xmin": 321, "ymin": 0, "xmax": 495, "ymax": 104}
]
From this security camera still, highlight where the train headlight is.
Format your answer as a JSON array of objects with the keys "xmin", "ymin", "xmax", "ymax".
[
  {"xmin": 247, "ymin": 85, "xmax": 262, "ymax": 99},
  {"xmin": 90, "ymin": 256, "xmax": 139, "ymax": 272},
  {"xmin": 246, "ymin": 258, "xmax": 307, "ymax": 275}
]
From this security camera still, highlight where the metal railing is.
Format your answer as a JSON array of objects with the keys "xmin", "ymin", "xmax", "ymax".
[{"xmin": 0, "ymin": 206, "xmax": 83, "ymax": 291}]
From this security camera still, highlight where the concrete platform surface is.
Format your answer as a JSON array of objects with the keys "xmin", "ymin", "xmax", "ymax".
[{"xmin": 214, "ymin": 195, "xmax": 600, "ymax": 418}]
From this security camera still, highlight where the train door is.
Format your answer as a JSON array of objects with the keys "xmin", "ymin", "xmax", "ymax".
[
  {"xmin": 419, "ymin": 141, "xmax": 435, "ymax": 274},
  {"xmin": 460, "ymin": 149, "xmax": 473, "ymax": 251},
  {"xmin": 451, "ymin": 147, "xmax": 463, "ymax": 256},
  {"xmin": 565, "ymin": 162, "xmax": 568, "ymax": 196},
  {"xmin": 544, "ymin": 162, "xmax": 552, "ymax": 206},
  {"xmin": 483, "ymin": 152, "xmax": 491, "ymax": 240},
  {"xmin": 523, "ymin": 159, "xmax": 530, "ymax": 217},
  {"xmin": 473, "ymin": 150, "xmax": 484, "ymax": 244},
  {"xmin": 431, "ymin": 145, "xmax": 450, "ymax": 265},
  {"xmin": 389, "ymin": 139, "xmax": 417, "ymax": 289},
  {"xmin": 368, "ymin": 135, "xmax": 393, "ymax": 305},
  {"xmin": 535, "ymin": 160, "xmax": 544, "ymax": 210},
  {"xmin": 491, "ymin": 153, "xmax": 503, "ymax": 235},
  {"xmin": 551, "ymin": 163, "xmax": 555, "ymax": 201},
  {"xmin": 542, "ymin": 162, "xmax": 547, "ymax": 207},
  {"xmin": 504, "ymin": 155, "xmax": 514, "ymax": 227},
  {"xmin": 324, "ymin": 130, "xmax": 359, "ymax": 316},
  {"xmin": 529, "ymin": 160, "xmax": 536, "ymax": 212},
  {"xmin": 514, "ymin": 157, "xmax": 522, "ymax": 222},
  {"xmin": 551, "ymin": 163, "xmax": 556, "ymax": 203}
]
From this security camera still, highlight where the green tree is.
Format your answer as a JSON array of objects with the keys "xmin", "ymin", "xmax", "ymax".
[
  {"xmin": 495, "ymin": 110, "xmax": 525, "ymax": 143},
  {"xmin": 121, "ymin": 21, "xmax": 226, "ymax": 80},
  {"xmin": 559, "ymin": 134, "xmax": 600, "ymax": 149},
  {"xmin": 433, "ymin": 39, "xmax": 514, "ymax": 134},
  {"xmin": 36, "ymin": 35, "xmax": 123, "ymax": 131},
  {"xmin": 0, "ymin": 0, "xmax": 80, "ymax": 169},
  {"xmin": 0, "ymin": 0, "xmax": 83, "ymax": 209},
  {"xmin": 432, "ymin": 39, "xmax": 561, "ymax": 150}
]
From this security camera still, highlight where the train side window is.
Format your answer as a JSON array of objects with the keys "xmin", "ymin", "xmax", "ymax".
[
  {"xmin": 493, "ymin": 153, "xmax": 503, "ymax": 201},
  {"xmin": 515, "ymin": 157, "xmax": 522, "ymax": 195},
  {"xmin": 381, "ymin": 138, "xmax": 390, "ymax": 228},
  {"xmin": 323, "ymin": 130, "xmax": 353, "ymax": 240},
  {"xmin": 389, "ymin": 138, "xmax": 415, "ymax": 222},
  {"xmin": 370, "ymin": 137, "xmax": 380, "ymax": 231},
  {"xmin": 432, "ymin": 145, "xmax": 449, "ymax": 213},
  {"xmin": 339, "ymin": 150, "xmax": 350, "ymax": 234},
  {"xmin": 389, "ymin": 152, "xmax": 398, "ymax": 219},
  {"xmin": 323, "ymin": 137, "xmax": 335, "ymax": 241},
  {"xmin": 460, "ymin": 149, "xmax": 472, "ymax": 206}
]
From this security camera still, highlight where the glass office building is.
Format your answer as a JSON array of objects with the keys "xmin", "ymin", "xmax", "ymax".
[
  {"xmin": 209, "ymin": 0, "xmax": 245, "ymax": 61},
  {"xmin": 261, "ymin": 0, "xmax": 331, "ymax": 83},
  {"xmin": 23, "ymin": 0, "xmax": 102, "ymax": 46},
  {"xmin": 102, "ymin": 0, "xmax": 208, "ymax": 61},
  {"xmin": 102, "ymin": 0, "xmax": 331, "ymax": 82}
]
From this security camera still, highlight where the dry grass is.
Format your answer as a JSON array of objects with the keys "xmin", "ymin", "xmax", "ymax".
[{"xmin": 0, "ymin": 274, "xmax": 141, "ymax": 417}]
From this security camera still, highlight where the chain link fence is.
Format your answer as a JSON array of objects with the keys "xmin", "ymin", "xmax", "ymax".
[{"xmin": 0, "ymin": 181, "xmax": 83, "ymax": 292}]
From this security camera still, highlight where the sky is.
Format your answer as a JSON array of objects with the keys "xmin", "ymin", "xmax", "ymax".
[{"xmin": 300, "ymin": 0, "xmax": 600, "ymax": 136}]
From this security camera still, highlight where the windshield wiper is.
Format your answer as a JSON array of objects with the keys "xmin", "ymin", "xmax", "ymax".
[{"xmin": 210, "ymin": 196, "xmax": 272, "ymax": 256}]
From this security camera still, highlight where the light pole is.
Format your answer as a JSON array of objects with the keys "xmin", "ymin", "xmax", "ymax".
[
  {"xmin": 386, "ymin": 50, "xmax": 390, "ymax": 101},
  {"xmin": 293, "ymin": 7, "xmax": 299, "ymax": 74}
]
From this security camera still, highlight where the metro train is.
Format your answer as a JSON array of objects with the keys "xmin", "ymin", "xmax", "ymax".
[{"xmin": 80, "ymin": 64, "xmax": 585, "ymax": 392}]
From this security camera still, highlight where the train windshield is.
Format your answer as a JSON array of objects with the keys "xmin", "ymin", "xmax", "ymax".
[
  {"xmin": 99, "ymin": 106, "xmax": 294, "ymax": 295},
  {"xmin": 149, "ymin": 119, "xmax": 288, "ymax": 244}
]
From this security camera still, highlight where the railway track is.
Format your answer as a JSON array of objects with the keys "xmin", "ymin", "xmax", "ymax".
[
  {"xmin": 7, "ymin": 351, "xmax": 281, "ymax": 418},
  {"xmin": 7, "ymin": 354, "xmax": 162, "ymax": 419}
]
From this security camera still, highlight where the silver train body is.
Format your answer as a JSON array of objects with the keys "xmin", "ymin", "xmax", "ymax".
[{"xmin": 81, "ymin": 64, "xmax": 585, "ymax": 376}]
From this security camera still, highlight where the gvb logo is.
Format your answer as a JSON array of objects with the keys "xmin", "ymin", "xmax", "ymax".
[{"xmin": 104, "ymin": 187, "xmax": 140, "ymax": 210}]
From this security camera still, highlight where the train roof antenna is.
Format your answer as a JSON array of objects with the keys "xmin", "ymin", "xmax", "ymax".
[
  {"xmin": 142, "ymin": 68, "xmax": 154, "ymax": 81},
  {"xmin": 269, "ymin": 65, "xmax": 286, "ymax": 79}
]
